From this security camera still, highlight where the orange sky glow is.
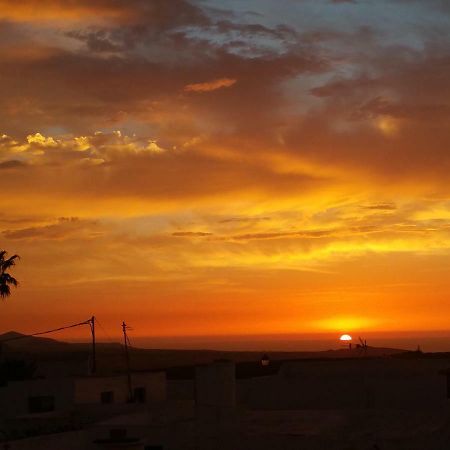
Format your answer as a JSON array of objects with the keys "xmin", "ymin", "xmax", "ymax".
[{"xmin": 1, "ymin": 0, "xmax": 450, "ymax": 347}]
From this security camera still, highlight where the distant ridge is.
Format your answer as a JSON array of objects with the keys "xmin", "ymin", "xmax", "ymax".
[
  {"xmin": 0, "ymin": 331, "xmax": 125, "ymax": 357},
  {"xmin": 3, "ymin": 331, "xmax": 445, "ymax": 376},
  {"xmin": 0, "ymin": 331, "xmax": 71, "ymax": 352},
  {"xmin": 0, "ymin": 331, "xmax": 407, "ymax": 357}
]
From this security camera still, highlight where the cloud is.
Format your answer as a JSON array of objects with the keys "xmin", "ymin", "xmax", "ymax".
[
  {"xmin": 219, "ymin": 217, "xmax": 271, "ymax": 224},
  {"xmin": 0, "ymin": 35, "xmax": 326, "ymax": 136},
  {"xmin": 172, "ymin": 231, "xmax": 213, "ymax": 237},
  {"xmin": 0, "ymin": 0, "xmax": 209, "ymax": 26},
  {"xmin": 0, "ymin": 131, "xmax": 327, "ymax": 214},
  {"xmin": 3, "ymin": 217, "xmax": 98, "ymax": 240},
  {"xmin": 362, "ymin": 203, "xmax": 397, "ymax": 211},
  {"xmin": 0, "ymin": 0, "xmax": 134, "ymax": 22},
  {"xmin": 230, "ymin": 227, "xmax": 377, "ymax": 242},
  {"xmin": 184, "ymin": 77, "xmax": 237, "ymax": 93},
  {"xmin": 0, "ymin": 160, "xmax": 27, "ymax": 170}
]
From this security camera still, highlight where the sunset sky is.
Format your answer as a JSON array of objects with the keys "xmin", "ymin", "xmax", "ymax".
[{"xmin": 1, "ymin": 0, "xmax": 450, "ymax": 345}]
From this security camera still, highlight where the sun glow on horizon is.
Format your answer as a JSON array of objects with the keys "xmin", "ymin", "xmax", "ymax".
[{"xmin": 314, "ymin": 316, "xmax": 376, "ymax": 333}]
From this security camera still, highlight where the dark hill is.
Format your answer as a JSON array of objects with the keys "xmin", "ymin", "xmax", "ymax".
[{"xmin": 0, "ymin": 331, "xmax": 70, "ymax": 353}]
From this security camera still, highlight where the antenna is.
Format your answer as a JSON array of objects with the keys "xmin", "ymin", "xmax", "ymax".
[
  {"xmin": 122, "ymin": 321, "xmax": 133, "ymax": 402},
  {"xmin": 357, "ymin": 337, "xmax": 368, "ymax": 357}
]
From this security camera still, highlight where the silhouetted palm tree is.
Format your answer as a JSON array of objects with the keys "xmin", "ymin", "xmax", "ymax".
[{"xmin": 0, "ymin": 250, "xmax": 19, "ymax": 299}]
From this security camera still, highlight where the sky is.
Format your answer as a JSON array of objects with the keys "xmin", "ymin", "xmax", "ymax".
[{"xmin": 1, "ymin": 0, "xmax": 450, "ymax": 347}]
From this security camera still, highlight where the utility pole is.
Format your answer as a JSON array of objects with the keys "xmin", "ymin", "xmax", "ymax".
[
  {"xmin": 89, "ymin": 316, "xmax": 96, "ymax": 374},
  {"xmin": 0, "ymin": 318, "xmax": 96, "ymax": 372},
  {"xmin": 122, "ymin": 321, "xmax": 133, "ymax": 402}
]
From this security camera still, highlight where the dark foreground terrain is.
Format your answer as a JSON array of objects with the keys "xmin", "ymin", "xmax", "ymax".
[{"xmin": 2, "ymin": 332, "xmax": 450, "ymax": 449}]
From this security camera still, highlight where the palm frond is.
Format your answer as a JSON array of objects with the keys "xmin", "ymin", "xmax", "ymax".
[
  {"xmin": 0, "ymin": 283, "xmax": 11, "ymax": 299},
  {"xmin": 2, "ymin": 273, "xmax": 18, "ymax": 286},
  {"xmin": 0, "ymin": 250, "xmax": 20, "ymax": 299},
  {"xmin": 1, "ymin": 254, "xmax": 19, "ymax": 272}
]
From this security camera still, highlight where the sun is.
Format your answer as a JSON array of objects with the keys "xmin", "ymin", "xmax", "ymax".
[{"xmin": 339, "ymin": 334, "xmax": 352, "ymax": 342}]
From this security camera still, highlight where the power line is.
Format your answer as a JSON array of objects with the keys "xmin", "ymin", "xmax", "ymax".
[
  {"xmin": 0, "ymin": 317, "xmax": 97, "ymax": 374},
  {"xmin": 94, "ymin": 316, "xmax": 114, "ymax": 343},
  {"xmin": 0, "ymin": 319, "xmax": 92, "ymax": 343}
]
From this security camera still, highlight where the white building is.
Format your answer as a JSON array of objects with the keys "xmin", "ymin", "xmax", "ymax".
[{"xmin": 0, "ymin": 372, "xmax": 166, "ymax": 419}]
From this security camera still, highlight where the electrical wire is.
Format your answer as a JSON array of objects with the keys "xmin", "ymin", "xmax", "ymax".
[
  {"xmin": 94, "ymin": 317, "xmax": 115, "ymax": 343},
  {"xmin": 0, "ymin": 318, "xmax": 92, "ymax": 343}
]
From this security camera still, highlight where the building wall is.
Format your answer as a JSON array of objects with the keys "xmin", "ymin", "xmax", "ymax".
[
  {"xmin": 35, "ymin": 358, "xmax": 91, "ymax": 378},
  {"xmin": 195, "ymin": 360, "xmax": 235, "ymax": 408},
  {"xmin": 0, "ymin": 372, "xmax": 166, "ymax": 420},
  {"xmin": 0, "ymin": 378, "xmax": 74, "ymax": 418},
  {"xmin": 238, "ymin": 358, "xmax": 450, "ymax": 410},
  {"xmin": 167, "ymin": 379, "xmax": 194, "ymax": 401},
  {"xmin": 132, "ymin": 372, "xmax": 166, "ymax": 404},
  {"xmin": 74, "ymin": 372, "xmax": 166, "ymax": 405}
]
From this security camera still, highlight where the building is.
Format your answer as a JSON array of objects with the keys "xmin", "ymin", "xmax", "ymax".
[
  {"xmin": 0, "ymin": 371, "xmax": 166, "ymax": 444},
  {"xmin": 3, "ymin": 356, "xmax": 450, "ymax": 449}
]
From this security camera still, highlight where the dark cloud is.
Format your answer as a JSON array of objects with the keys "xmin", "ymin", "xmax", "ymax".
[
  {"xmin": 172, "ymin": 231, "xmax": 213, "ymax": 237},
  {"xmin": 0, "ymin": 160, "xmax": 27, "ymax": 170},
  {"xmin": 219, "ymin": 217, "xmax": 271, "ymax": 224},
  {"xmin": 64, "ymin": 0, "xmax": 212, "ymax": 54},
  {"xmin": 232, "ymin": 230, "xmax": 335, "ymax": 241},
  {"xmin": 66, "ymin": 29, "xmax": 123, "ymax": 53},
  {"xmin": 230, "ymin": 225, "xmax": 381, "ymax": 242},
  {"xmin": 362, "ymin": 203, "xmax": 397, "ymax": 211},
  {"xmin": 0, "ymin": 26, "xmax": 327, "ymax": 136},
  {"xmin": 3, "ymin": 217, "xmax": 98, "ymax": 240}
]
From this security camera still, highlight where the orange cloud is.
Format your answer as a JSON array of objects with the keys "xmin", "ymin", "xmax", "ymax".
[
  {"xmin": 184, "ymin": 78, "xmax": 237, "ymax": 93},
  {"xmin": 0, "ymin": 0, "xmax": 134, "ymax": 22},
  {"xmin": 0, "ymin": 0, "xmax": 209, "ymax": 29}
]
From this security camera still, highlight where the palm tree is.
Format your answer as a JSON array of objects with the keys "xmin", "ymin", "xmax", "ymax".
[{"xmin": 0, "ymin": 250, "xmax": 19, "ymax": 299}]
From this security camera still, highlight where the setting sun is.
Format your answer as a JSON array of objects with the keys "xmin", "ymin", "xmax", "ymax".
[{"xmin": 339, "ymin": 334, "xmax": 353, "ymax": 342}]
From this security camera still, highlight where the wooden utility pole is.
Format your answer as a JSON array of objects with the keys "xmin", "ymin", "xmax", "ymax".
[
  {"xmin": 90, "ymin": 316, "xmax": 96, "ymax": 374},
  {"xmin": 122, "ymin": 321, "xmax": 133, "ymax": 402}
]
